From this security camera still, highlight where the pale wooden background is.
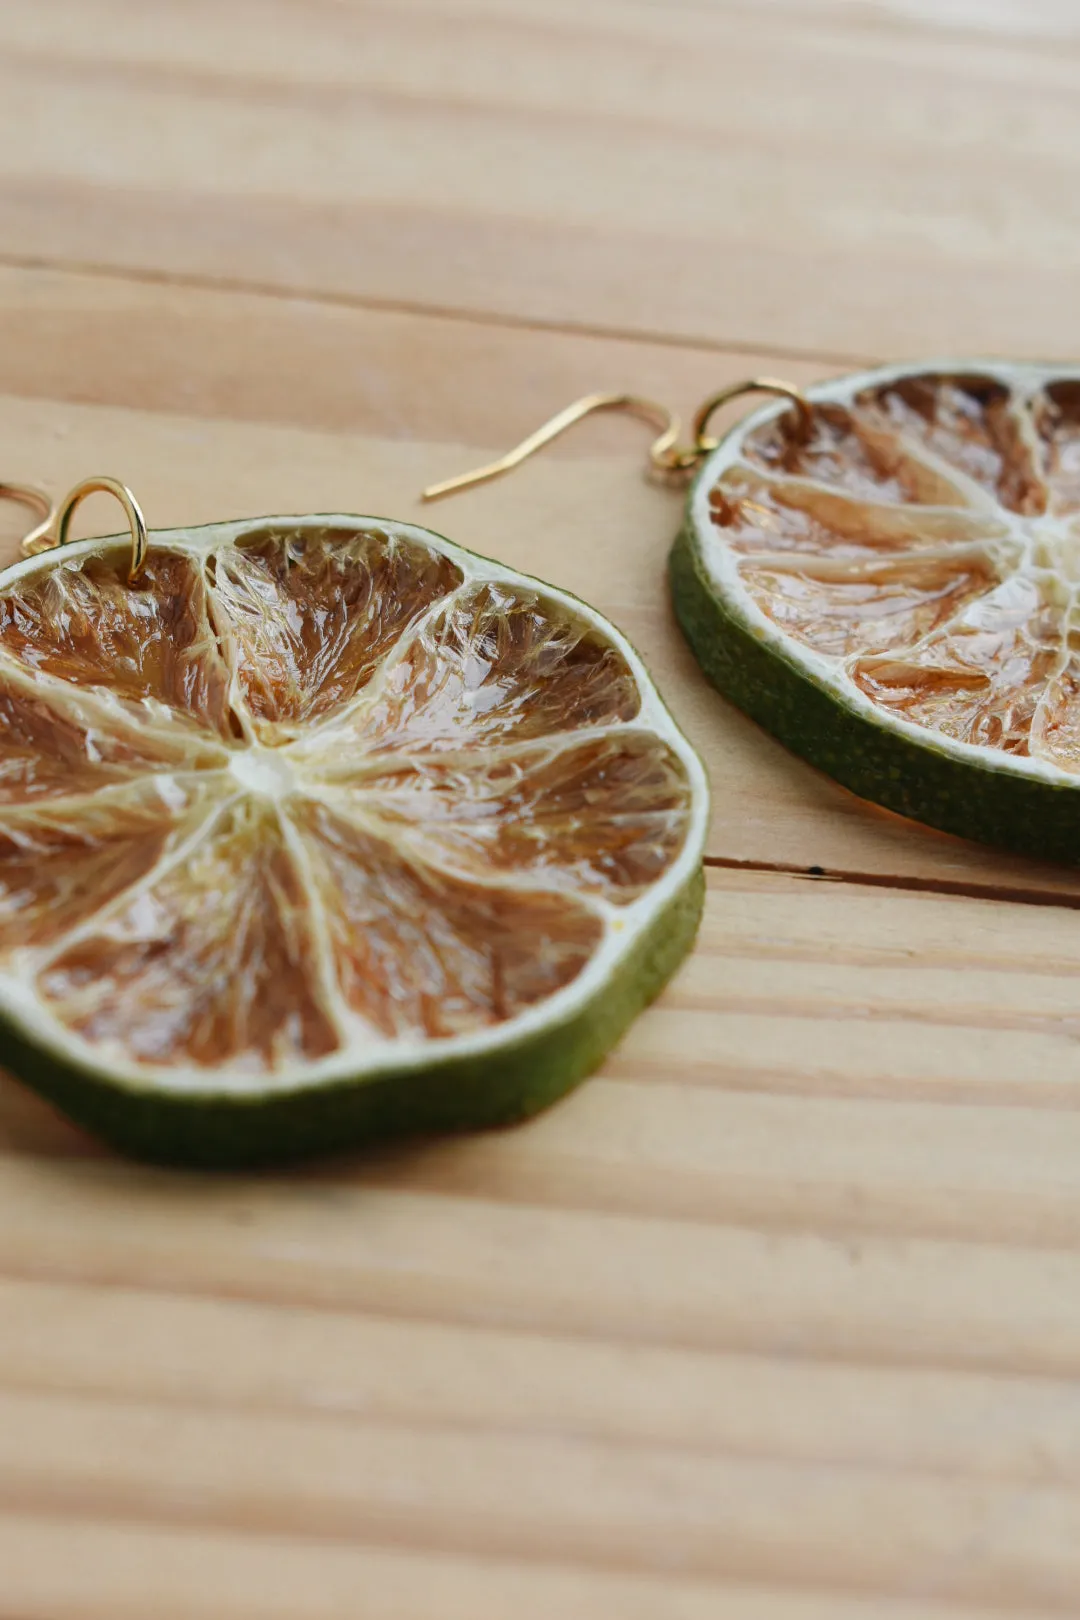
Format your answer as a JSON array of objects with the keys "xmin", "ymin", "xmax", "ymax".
[{"xmin": 4, "ymin": 2, "xmax": 1080, "ymax": 1615}]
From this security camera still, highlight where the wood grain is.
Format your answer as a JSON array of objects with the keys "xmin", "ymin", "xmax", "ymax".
[
  {"xmin": 0, "ymin": 262, "xmax": 840, "ymax": 447},
  {"xmin": 8, "ymin": 1518, "xmax": 1050, "ymax": 1620},
  {"xmin": 5, "ymin": 0, "xmax": 1080, "ymax": 357},
  {"xmin": 2, "ymin": 2, "xmax": 1080, "ymax": 1615}
]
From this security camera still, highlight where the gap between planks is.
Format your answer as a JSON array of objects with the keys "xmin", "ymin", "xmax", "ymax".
[
  {"xmin": 0, "ymin": 250, "xmax": 877, "ymax": 372},
  {"xmin": 701, "ymin": 854, "xmax": 1080, "ymax": 912}
]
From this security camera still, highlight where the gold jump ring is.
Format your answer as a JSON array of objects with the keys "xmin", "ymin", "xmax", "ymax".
[
  {"xmin": 22, "ymin": 476, "xmax": 149, "ymax": 584},
  {"xmin": 691, "ymin": 379, "xmax": 814, "ymax": 457}
]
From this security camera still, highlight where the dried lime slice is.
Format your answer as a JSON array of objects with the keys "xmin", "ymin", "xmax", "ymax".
[
  {"xmin": 671, "ymin": 362, "xmax": 1080, "ymax": 862},
  {"xmin": 0, "ymin": 517, "xmax": 706, "ymax": 1163}
]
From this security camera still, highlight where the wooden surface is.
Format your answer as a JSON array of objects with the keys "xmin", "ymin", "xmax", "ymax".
[{"xmin": 5, "ymin": 2, "xmax": 1080, "ymax": 1614}]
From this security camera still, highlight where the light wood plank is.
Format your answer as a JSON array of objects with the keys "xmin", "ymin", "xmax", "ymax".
[
  {"xmin": 8, "ymin": 1122, "xmax": 1080, "ymax": 1383},
  {"xmin": 3, "ymin": 0, "xmax": 1080, "ymax": 357},
  {"xmin": 5, "ymin": 1513, "xmax": 1050, "ymax": 1620},
  {"xmin": 8, "ymin": 1274, "xmax": 1080, "ymax": 1491},
  {"xmin": 0, "ymin": 263, "xmax": 838, "ymax": 446},
  {"xmin": 6, "ymin": 1385, "xmax": 1080, "ymax": 1609}
]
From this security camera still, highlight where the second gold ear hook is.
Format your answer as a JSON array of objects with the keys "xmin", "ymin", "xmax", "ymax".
[
  {"xmin": 421, "ymin": 378, "xmax": 813, "ymax": 502},
  {"xmin": 0, "ymin": 482, "xmax": 57, "ymax": 554},
  {"xmin": 17, "ymin": 476, "xmax": 148, "ymax": 584},
  {"xmin": 423, "ymin": 392, "xmax": 683, "ymax": 502}
]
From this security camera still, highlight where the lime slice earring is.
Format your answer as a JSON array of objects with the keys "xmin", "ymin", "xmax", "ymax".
[
  {"xmin": 0, "ymin": 474, "xmax": 707, "ymax": 1164},
  {"xmin": 428, "ymin": 364, "xmax": 1080, "ymax": 868}
]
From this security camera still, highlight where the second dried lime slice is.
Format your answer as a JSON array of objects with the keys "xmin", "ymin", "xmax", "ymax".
[{"xmin": 672, "ymin": 361, "xmax": 1080, "ymax": 862}]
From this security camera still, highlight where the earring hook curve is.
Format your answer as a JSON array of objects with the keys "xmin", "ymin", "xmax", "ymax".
[
  {"xmin": 19, "ymin": 476, "xmax": 148, "ymax": 584},
  {"xmin": 420, "ymin": 378, "xmax": 813, "ymax": 503}
]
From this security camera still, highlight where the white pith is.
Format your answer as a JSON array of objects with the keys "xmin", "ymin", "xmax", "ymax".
[
  {"xmin": 0, "ymin": 515, "xmax": 709, "ymax": 1098},
  {"xmin": 690, "ymin": 358, "xmax": 1080, "ymax": 789},
  {"xmin": 227, "ymin": 749, "xmax": 297, "ymax": 796}
]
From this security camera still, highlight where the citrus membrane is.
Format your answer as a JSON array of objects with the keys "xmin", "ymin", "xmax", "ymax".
[
  {"xmin": 671, "ymin": 361, "xmax": 1080, "ymax": 863},
  {"xmin": 0, "ymin": 516, "xmax": 707, "ymax": 1163}
]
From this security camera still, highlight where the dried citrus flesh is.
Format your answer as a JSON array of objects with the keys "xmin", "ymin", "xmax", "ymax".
[
  {"xmin": 0, "ymin": 517, "xmax": 706, "ymax": 1164},
  {"xmin": 671, "ymin": 362, "xmax": 1080, "ymax": 863}
]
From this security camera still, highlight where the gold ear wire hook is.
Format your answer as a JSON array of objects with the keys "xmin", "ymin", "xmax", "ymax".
[
  {"xmin": 0, "ymin": 482, "xmax": 58, "ymax": 555},
  {"xmin": 420, "ymin": 378, "xmax": 812, "ymax": 503},
  {"xmin": 690, "ymin": 378, "xmax": 814, "ymax": 453},
  {"xmin": 21, "ymin": 476, "xmax": 148, "ymax": 584},
  {"xmin": 422, "ymin": 392, "xmax": 684, "ymax": 502}
]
